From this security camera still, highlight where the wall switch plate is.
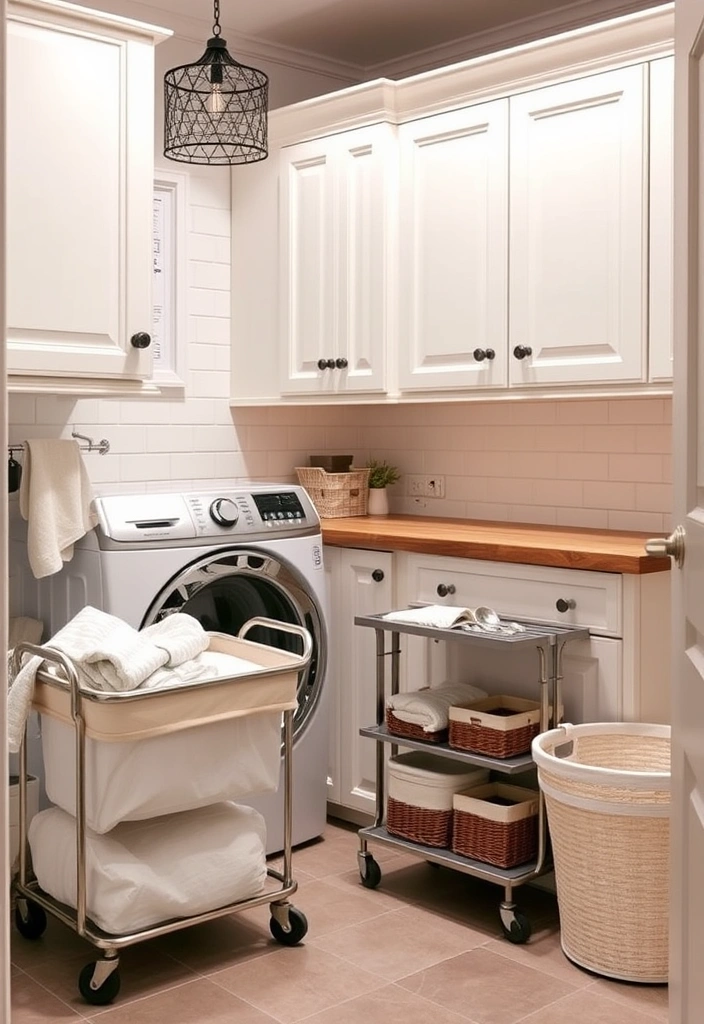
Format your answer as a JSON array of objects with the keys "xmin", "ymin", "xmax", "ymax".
[
  {"xmin": 407, "ymin": 475, "xmax": 445, "ymax": 498},
  {"xmin": 427, "ymin": 476, "xmax": 445, "ymax": 498}
]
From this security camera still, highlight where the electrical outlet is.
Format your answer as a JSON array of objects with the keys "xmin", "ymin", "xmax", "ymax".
[
  {"xmin": 427, "ymin": 476, "xmax": 445, "ymax": 498},
  {"xmin": 407, "ymin": 475, "xmax": 427, "ymax": 497}
]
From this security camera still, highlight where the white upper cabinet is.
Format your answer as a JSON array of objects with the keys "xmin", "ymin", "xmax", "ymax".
[
  {"xmin": 509, "ymin": 66, "xmax": 647, "ymax": 387},
  {"xmin": 279, "ymin": 123, "xmax": 392, "ymax": 396},
  {"xmin": 397, "ymin": 100, "xmax": 509, "ymax": 392},
  {"xmin": 648, "ymin": 56, "xmax": 674, "ymax": 382},
  {"xmin": 6, "ymin": 0, "xmax": 169, "ymax": 393}
]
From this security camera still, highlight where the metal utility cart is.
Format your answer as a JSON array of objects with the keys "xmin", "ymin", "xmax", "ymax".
[
  {"xmin": 354, "ymin": 611, "xmax": 589, "ymax": 943},
  {"xmin": 11, "ymin": 617, "xmax": 311, "ymax": 1006}
]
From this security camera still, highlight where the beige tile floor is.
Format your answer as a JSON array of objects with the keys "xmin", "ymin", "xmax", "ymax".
[{"xmin": 10, "ymin": 818, "xmax": 669, "ymax": 1024}]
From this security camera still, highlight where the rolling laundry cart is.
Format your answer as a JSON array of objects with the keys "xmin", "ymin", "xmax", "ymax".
[
  {"xmin": 354, "ymin": 610, "xmax": 588, "ymax": 943},
  {"xmin": 11, "ymin": 617, "xmax": 311, "ymax": 1006}
]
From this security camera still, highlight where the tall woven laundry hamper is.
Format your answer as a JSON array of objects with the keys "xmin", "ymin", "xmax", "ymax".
[{"xmin": 532, "ymin": 723, "xmax": 670, "ymax": 983}]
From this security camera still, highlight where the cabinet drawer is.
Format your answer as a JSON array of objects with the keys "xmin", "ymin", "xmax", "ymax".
[{"xmin": 405, "ymin": 556, "xmax": 622, "ymax": 636}]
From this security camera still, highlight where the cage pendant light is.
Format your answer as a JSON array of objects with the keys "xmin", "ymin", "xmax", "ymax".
[{"xmin": 164, "ymin": 0, "xmax": 268, "ymax": 165}]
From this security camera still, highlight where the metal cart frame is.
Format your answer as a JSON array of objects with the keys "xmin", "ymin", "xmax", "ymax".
[
  {"xmin": 354, "ymin": 612, "xmax": 589, "ymax": 943},
  {"xmin": 11, "ymin": 617, "xmax": 312, "ymax": 1005}
]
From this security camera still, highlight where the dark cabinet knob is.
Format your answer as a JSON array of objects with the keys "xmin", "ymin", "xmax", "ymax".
[
  {"xmin": 556, "ymin": 598, "xmax": 576, "ymax": 613},
  {"xmin": 130, "ymin": 331, "xmax": 151, "ymax": 349},
  {"xmin": 335, "ymin": 358, "xmax": 348, "ymax": 369},
  {"xmin": 513, "ymin": 345, "xmax": 533, "ymax": 360},
  {"xmin": 317, "ymin": 359, "xmax": 328, "ymax": 371},
  {"xmin": 371, "ymin": 569, "xmax": 385, "ymax": 582},
  {"xmin": 473, "ymin": 348, "xmax": 496, "ymax": 362},
  {"xmin": 485, "ymin": 348, "xmax": 495, "ymax": 360},
  {"xmin": 325, "ymin": 358, "xmax": 336, "ymax": 369},
  {"xmin": 436, "ymin": 583, "xmax": 456, "ymax": 597}
]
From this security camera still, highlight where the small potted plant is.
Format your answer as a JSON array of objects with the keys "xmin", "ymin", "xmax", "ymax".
[{"xmin": 366, "ymin": 458, "xmax": 401, "ymax": 516}]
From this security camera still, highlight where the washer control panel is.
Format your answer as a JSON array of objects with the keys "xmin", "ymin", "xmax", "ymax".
[{"xmin": 94, "ymin": 486, "xmax": 319, "ymax": 546}]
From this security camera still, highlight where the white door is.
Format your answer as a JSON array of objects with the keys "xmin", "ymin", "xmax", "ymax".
[
  {"xmin": 397, "ymin": 100, "xmax": 509, "ymax": 392},
  {"xmin": 1, "ymin": 2, "xmax": 10, "ymax": 1018},
  {"xmin": 666, "ymin": 3, "xmax": 704, "ymax": 1018},
  {"xmin": 5, "ymin": 7, "xmax": 155, "ymax": 382},
  {"xmin": 510, "ymin": 66, "xmax": 646, "ymax": 387}
]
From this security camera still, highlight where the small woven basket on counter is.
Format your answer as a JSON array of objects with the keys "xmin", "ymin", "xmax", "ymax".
[
  {"xmin": 451, "ymin": 783, "xmax": 540, "ymax": 868},
  {"xmin": 295, "ymin": 467, "xmax": 369, "ymax": 518},
  {"xmin": 449, "ymin": 695, "xmax": 542, "ymax": 759}
]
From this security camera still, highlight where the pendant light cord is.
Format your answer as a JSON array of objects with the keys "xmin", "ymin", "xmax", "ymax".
[{"xmin": 212, "ymin": 0, "xmax": 221, "ymax": 37}]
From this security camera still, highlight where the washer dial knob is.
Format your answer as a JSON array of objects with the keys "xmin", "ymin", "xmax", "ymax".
[{"xmin": 209, "ymin": 497, "xmax": 239, "ymax": 527}]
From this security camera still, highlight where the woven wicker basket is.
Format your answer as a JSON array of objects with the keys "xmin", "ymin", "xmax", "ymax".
[
  {"xmin": 295, "ymin": 467, "xmax": 369, "ymax": 519},
  {"xmin": 387, "ymin": 797, "xmax": 452, "ymax": 847},
  {"xmin": 449, "ymin": 695, "xmax": 541, "ymax": 758},
  {"xmin": 385, "ymin": 708, "xmax": 447, "ymax": 744},
  {"xmin": 533, "ymin": 722, "xmax": 670, "ymax": 983},
  {"xmin": 451, "ymin": 783, "xmax": 539, "ymax": 868}
]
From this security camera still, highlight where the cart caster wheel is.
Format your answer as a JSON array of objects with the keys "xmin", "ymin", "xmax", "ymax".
[
  {"xmin": 360, "ymin": 856, "xmax": 381, "ymax": 889},
  {"xmin": 270, "ymin": 906, "xmax": 308, "ymax": 946},
  {"xmin": 78, "ymin": 962, "xmax": 121, "ymax": 1005},
  {"xmin": 500, "ymin": 909, "xmax": 532, "ymax": 945},
  {"xmin": 14, "ymin": 900, "xmax": 47, "ymax": 940}
]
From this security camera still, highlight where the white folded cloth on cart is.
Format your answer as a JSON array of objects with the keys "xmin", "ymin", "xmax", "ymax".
[
  {"xmin": 6, "ymin": 606, "xmax": 210, "ymax": 752},
  {"xmin": 386, "ymin": 681, "xmax": 488, "ymax": 734},
  {"xmin": 29, "ymin": 801, "xmax": 267, "ymax": 934},
  {"xmin": 383, "ymin": 605, "xmax": 477, "ymax": 629}
]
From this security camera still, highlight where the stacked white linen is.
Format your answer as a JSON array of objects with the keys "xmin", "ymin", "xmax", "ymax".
[
  {"xmin": 386, "ymin": 681, "xmax": 488, "ymax": 734},
  {"xmin": 29, "ymin": 801, "xmax": 267, "ymax": 934}
]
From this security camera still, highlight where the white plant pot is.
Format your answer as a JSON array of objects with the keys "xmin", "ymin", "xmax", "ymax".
[{"xmin": 368, "ymin": 487, "xmax": 389, "ymax": 515}]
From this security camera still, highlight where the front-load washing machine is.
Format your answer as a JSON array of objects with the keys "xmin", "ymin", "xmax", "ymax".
[{"xmin": 11, "ymin": 485, "xmax": 329, "ymax": 853}]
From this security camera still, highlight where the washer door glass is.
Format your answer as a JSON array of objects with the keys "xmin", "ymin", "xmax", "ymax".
[{"xmin": 141, "ymin": 549, "xmax": 325, "ymax": 740}]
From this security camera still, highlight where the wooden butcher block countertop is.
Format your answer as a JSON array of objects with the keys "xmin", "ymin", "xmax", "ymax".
[{"xmin": 320, "ymin": 514, "xmax": 670, "ymax": 575}]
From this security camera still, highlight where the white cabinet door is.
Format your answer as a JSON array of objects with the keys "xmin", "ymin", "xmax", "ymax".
[
  {"xmin": 648, "ymin": 56, "xmax": 674, "ymax": 383},
  {"xmin": 509, "ymin": 65, "xmax": 646, "ymax": 386},
  {"xmin": 398, "ymin": 100, "xmax": 509, "ymax": 392},
  {"xmin": 327, "ymin": 546, "xmax": 394, "ymax": 816},
  {"xmin": 6, "ymin": 1, "xmax": 163, "ymax": 389},
  {"xmin": 280, "ymin": 125, "xmax": 391, "ymax": 397}
]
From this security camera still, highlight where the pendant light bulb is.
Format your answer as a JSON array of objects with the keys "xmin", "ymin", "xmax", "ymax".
[{"xmin": 206, "ymin": 83, "xmax": 226, "ymax": 114}]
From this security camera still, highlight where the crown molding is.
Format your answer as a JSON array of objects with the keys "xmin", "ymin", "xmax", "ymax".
[{"xmin": 361, "ymin": 0, "xmax": 673, "ymax": 79}]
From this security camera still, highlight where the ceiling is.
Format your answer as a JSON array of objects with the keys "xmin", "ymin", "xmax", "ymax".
[{"xmin": 123, "ymin": 0, "xmax": 665, "ymax": 73}]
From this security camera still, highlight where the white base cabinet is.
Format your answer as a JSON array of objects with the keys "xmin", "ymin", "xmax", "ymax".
[
  {"xmin": 6, "ymin": 0, "xmax": 169, "ymax": 394},
  {"xmin": 326, "ymin": 547, "xmax": 394, "ymax": 817},
  {"xmin": 326, "ymin": 545, "xmax": 670, "ymax": 818}
]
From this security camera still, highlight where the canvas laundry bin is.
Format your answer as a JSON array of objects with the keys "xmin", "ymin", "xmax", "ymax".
[
  {"xmin": 532, "ymin": 722, "xmax": 670, "ymax": 983},
  {"xmin": 387, "ymin": 751, "xmax": 488, "ymax": 848}
]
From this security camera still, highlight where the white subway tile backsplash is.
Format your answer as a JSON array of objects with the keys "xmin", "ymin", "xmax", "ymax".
[
  {"xmin": 190, "ymin": 204, "xmax": 231, "ymax": 236},
  {"xmin": 509, "ymin": 504, "xmax": 558, "ymax": 525},
  {"xmin": 635, "ymin": 425, "xmax": 672, "ymax": 453},
  {"xmin": 609, "ymin": 453, "xmax": 664, "ymax": 483},
  {"xmin": 584, "ymin": 424, "xmax": 637, "ymax": 452},
  {"xmin": 608, "ymin": 398, "xmax": 667, "ymax": 424},
  {"xmin": 635, "ymin": 482, "xmax": 673, "ymax": 513},
  {"xmin": 608, "ymin": 509, "xmax": 666, "ymax": 532},
  {"xmin": 556, "ymin": 507, "xmax": 609, "ymax": 529},
  {"xmin": 584, "ymin": 481, "xmax": 637, "ymax": 511},
  {"xmin": 189, "ymin": 261, "xmax": 230, "ymax": 291}
]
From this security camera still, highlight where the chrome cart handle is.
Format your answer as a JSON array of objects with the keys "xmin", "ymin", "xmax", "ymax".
[
  {"xmin": 12, "ymin": 642, "xmax": 83, "ymax": 716},
  {"xmin": 238, "ymin": 617, "xmax": 313, "ymax": 666}
]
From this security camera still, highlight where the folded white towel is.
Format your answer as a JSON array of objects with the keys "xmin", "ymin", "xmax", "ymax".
[
  {"xmin": 19, "ymin": 439, "xmax": 97, "ymax": 579},
  {"xmin": 6, "ymin": 607, "xmax": 210, "ymax": 752},
  {"xmin": 387, "ymin": 681, "xmax": 488, "ymax": 733},
  {"xmin": 383, "ymin": 605, "xmax": 477, "ymax": 629}
]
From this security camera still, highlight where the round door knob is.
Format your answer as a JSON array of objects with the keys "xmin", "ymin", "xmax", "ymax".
[
  {"xmin": 513, "ymin": 345, "xmax": 533, "ymax": 360},
  {"xmin": 371, "ymin": 569, "xmax": 385, "ymax": 582},
  {"xmin": 556, "ymin": 598, "xmax": 576, "ymax": 613},
  {"xmin": 325, "ymin": 358, "xmax": 336, "ymax": 369},
  {"xmin": 130, "ymin": 331, "xmax": 151, "ymax": 349},
  {"xmin": 645, "ymin": 525, "xmax": 685, "ymax": 568},
  {"xmin": 335, "ymin": 358, "xmax": 348, "ymax": 369},
  {"xmin": 436, "ymin": 583, "xmax": 456, "ymax": 597},
  {"xmin": 473, "ymin": 348, "xmax": 496, "ymax": 362},
  {"xmin": 317, "ymin": 359, "xmax": 328, "ymax": 371},
  {"xmin": 209, "ymin": 497, "xmax": 239, "ymax": 527}
]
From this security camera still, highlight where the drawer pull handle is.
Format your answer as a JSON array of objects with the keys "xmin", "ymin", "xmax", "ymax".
[
  {"xmin": 371, "ymin": 569, "xmax": 385, "ymax": 583},
  {"xmin": 556, "ymin": 598, "xmax": 576, "ymax": 613},
  {"xmin": 436, "ymin": 583, "xmax": 456, "ymax": 597}
]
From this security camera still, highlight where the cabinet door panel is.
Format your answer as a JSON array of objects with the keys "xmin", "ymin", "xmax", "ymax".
[
  {"xmin": 649, "ymin": 57, "xmax": 674, "ymax": 382},
  {"xmin": 510, "ymin": 65, "xmax": 646, "ymax": 386},
  {"xmin": 279, "ymin": 144, "xmax": 335, "ymax": 394},
  {"xmin": 398, "ymin": 100, "xmax": 509, "ymax": 391},
  {"xmin": 337, "ymin": 126, "xmax": 390, "ymax": 393},
  {"xmin": 6, "ymin": 15, "xmax": 154, "ymax": 381},
  {"xmin": 332, "ymin": 548, "xmax": 394, "ymax": 816}
]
